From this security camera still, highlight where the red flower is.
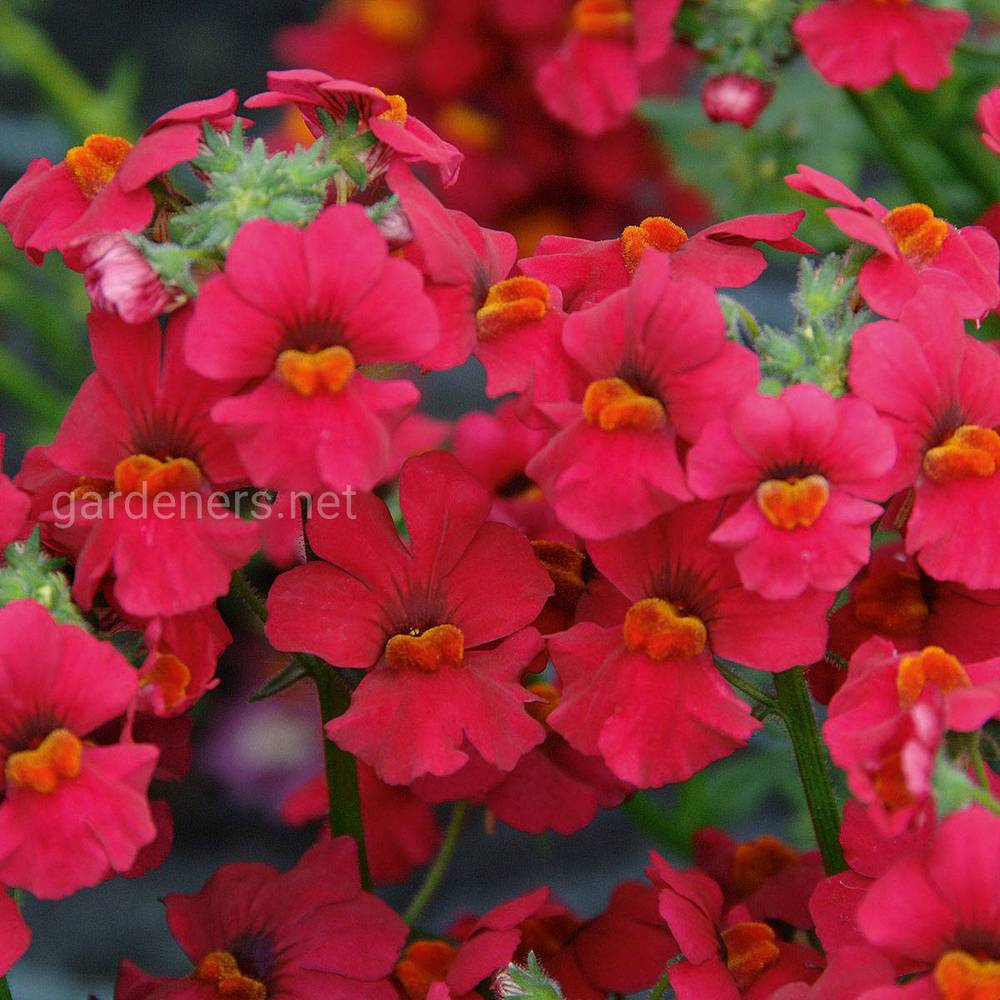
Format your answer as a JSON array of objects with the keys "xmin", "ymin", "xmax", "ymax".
[
  {"xmin": 701, "ymin": 74, "xmax": 774, "ymax": 129},
  {"xmin": 979, "ymin": 87, "xmax": 1000, "ymax": 155},
  {"xmin": 0, "ymin": 886, "xmax": 29, "ymax": 976},
  {"xmin": 793, "ymin": 0, "xmax": 969, "ymax": 92},
  {"xmin": 687, "ymin": 384, "xmax": 896, "ymax": 599},
  {"xmin": 0, "ymin": 90, "xmax": 244, "ymax": 266},
  {"xmin": 547, "ymin": 502, "xmax": 831, "ymax": 787},
  {"xmin": 520, "ymin": 210, "xmax": 812, "ymax": 310},
  {"xmin": 115, "ymin": 836, "xmax": 408, "ymax": 1000},
  {"xmin": 786, "ymin": 165, "xmax": 1000, "ymax": 321},
  {"xmin": 525, "ymin": 254, "xmax": 759, "ymax": 539},
  {"xmin": 534, "ymin": 0, "xmax": 681, "ymax": 136},
  {"xmin": 849, "ymin": 290, "xmax": 1000, "ymax": 589},
  {"xmin": 185, "ymin": 204, "xmax": 439, "ymax": 493},
  {"xmin": 855, "ymin": 806, "xmax": 1000, "ymax": 997},
  {"xmin": 266, "ymin": 452, "xmax": 553, "ymax": 784},
  {"xmin": 768, "ymin": 946, "xmax": 896, "ymax": 1000},
  {"xmin": 0, "ymin": 600, "xmax": 158, "ymax": 899},
  {"xmin": 281, "ymin": 763, "xmax": 440, "ymax": 885},
  {"xmin": 44, "ymin": 308, "xmax": 256, "ymax": 618},
  {"xmin": 648, "ymin": 853, "xmax": 822, "ymax": 1000},
  {"xmin": 0, "ymin": 435, "xmax": 30, "ymax": 550},
  {"xmin": 246, "ymin": 69, "xmax": 462, "ymax": 186}
]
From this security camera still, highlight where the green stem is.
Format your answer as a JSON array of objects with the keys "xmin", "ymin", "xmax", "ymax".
[
  {"xmin": 0, "ymin": 343, "xmax": 66, "ymax": 433},
  {"xmin": 231, "ymin": 567, "xmax": 269, "ymax": 624},
  {"xmin": 773, "ymin": 668, "xmax": 846, "ymax": 874},
  {"xmin": 648, "ymin": 955, "xmax": 682, "ymax": 999},
  {"xmin": 714, "ymin": 660, "xmax": 780, "ymax": 714},
  {"xmin": 970, "ymin": 739, "xmax": 992, "ymax": 792},
  {"xmin": 404, "ymin": 799, "xmax": 468, "ymax": 926},
  {"xmin": 311, "ymin": 662, "xmax": 371, "ymax": 889},
  {"xmin": 0, "ymin": 975, "xmax": 12, "ymax": 1000},
  {"xmin": 844, "ymin": 89, "xmax": 945, "ymax": 210}
]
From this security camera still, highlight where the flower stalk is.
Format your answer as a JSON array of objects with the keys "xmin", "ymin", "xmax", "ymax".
[{"xmin": 403, "ymin": 799, "xmax": 468, "ymax": 926}]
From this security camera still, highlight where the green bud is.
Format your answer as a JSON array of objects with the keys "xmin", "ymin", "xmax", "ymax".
[
  {"xmin": 0, "ymin": 530, "xmax": 90, "ymax": 629},
  {"xmin": 493, "ymin": 954, "xmax": 565, "ymax": 1000}
]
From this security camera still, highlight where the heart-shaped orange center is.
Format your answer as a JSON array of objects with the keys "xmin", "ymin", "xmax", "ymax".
[
  {"xmin": 114, "ymin": 454, "xmax": 202, "ymax": 496},
  {"xmin": 756, "ymin": 474, "xmax": 829, "ymax": 530},
  {"xmin": 6, "ymin": 729, "xmax": 83, "ymax": 794},
  {"xmin": 934, "ymin": 950, "xmax": 1000, "ymax": 1000},
  {"xmin": 385, "ymin": 624, "xmax": 465, "ymax": 672},
  {"xmin": 275, "ymin": 345, "xmax": 356, "ymax": 397},
  {"xmin": 624, "ymin": 598, "xmax": 707, "ymax": 660}
]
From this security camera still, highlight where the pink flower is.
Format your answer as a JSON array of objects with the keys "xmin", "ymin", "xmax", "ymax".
[
  {"xmin": 0, "ymin": 887, "xmax": 29, "ymax": 976},
  {"xmin": 547, "ymin": 502, "xmax": 831, "ymax": 787},
  {"xmin": 115, "ymin": 836, "xmax": 408, "ymax": 1000},
  {"xmin": 44, "ymin": 308, "xmax": 257, "ymax": 618},
  {"xmin": 701, "ymin": 74, "xmax": 774, "ymax": 129},
  {"xmin": 82, "ymin": 232, "xmax": 183, "ymax": 323},
  {"xmin": 855, "ymin": 806, "xmax": 1000, "ymax": 997},
  {"xmin": 0, "ymin": 90, "xmax": 244, "ymax": 265},
  {"xmin": 979, "ymin": 87, "xmax": 1000, "ymax": 155},
  {"xmin": 768, "ymin": 946, "xmax": 896, "ymax": 1000},
  {"xmin": 786, "ymin": 165, "xmax": 1000, "ymax": 321},
  {"xmin": 246, "ymin": 69, "xmax": 462, "ymax": 185},
  {"xmin": 520, "ymin": 210, "xmax": 812, "ymax": 310},
  {"xmin": 184, "ymin": 204, "xmax": 439, "ymax": 493},
  {"xmin": 686, "ymin": 384, "xmax": 896, "ymax": 599},
  {"xmin": 266, "ymin": 452, "xmax": 553, "ymax": 785},
  {"xmin": 525, "ymin": 253, "xmax": 760, "ymax": 539},
  {"xmin": 0, "ymin": 600, "xmax": 158, "ymax": 899},
  {"xmin": 793, "ymin": 0, "xmax": 969, "ymax": 91},
  {"xmin": 849, "ymin": 290, "xmax": 1000, "ymax": 589},
  {"xmin": 648, "ymin": 853, "xmax": 823, "ymax": 1000},
  {"xmin": 0, "ymin": 435, "xmax": 30, "ymax": 550},
  {"xmin": 534, "ymin": 1, "xmax": 681, "ymax": 136}
]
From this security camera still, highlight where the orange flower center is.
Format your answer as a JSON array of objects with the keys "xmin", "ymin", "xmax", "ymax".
[
  {"xmin": 385, "ymin": 624, "xmax": 465, "ymax": 672},
  {"xmin": 6, "ymin": 729, "xmax": 83, "ymax": 794},
  {"xmin": 193, "ymin": 952, "xmax": 266, "ymax": 1000},
  {"xmin": 853, "ymin": 568, "xmax": 930, "ymax": 637},
  {"xmin": 140, "ymin": 653, "xmax": 192, "ymax": 710},
  {"xmin": 722, "ymin": 921, "xmax": 781, "ymax": 991},
  {"xmin": 883, "ymin": 203, "xmax": 948, "ymax": 266},
  {"xmin": 897, "ymin": 646, "xmax": 971, "ymax": 709},
  {"xmin": 732, "ymin": 835, "xmax": 799, "ymax": 896},
  {"xmin": 476, "ymin": 277, "xmax": 550, "ymax": 339},
  {"xmin": 70, "ymin": 476, "xmax": 112, "ymax": 501},
  {"xmin": 64, "ymin": 133, "xmax": 133, "ymax": 200},
  {"xmin": 923, "ymin": 425, "xmax": 1000, "ymax": 483},
  {"xmin": 620, "ymin": 216, "xmax": 689, "ymax": 273},
  {"xmin": 872, "ymin": 749, "xmax": 914, "ymax": 812},
  {"xmin": 531, "ymin": 539, "xmax": 586, "ymax": 612},
  {"xmin": 395, "ymin": 939, "xmax": 457, "ymax": 1000},
  {"xmin": 275, "ymin": 345, "xmax": 356, "ymax": 396},
  {"xmin": 572, "ymin": 0, "xmax": 633, "ymax": 39},
  {"xmin": 624, "ymin": 597, "xmax": 708, "ymax": 660},
  {"xmin": 114, "ymin": 454, "xmax": 202, "ymax": 496},
  {"xmin": 526, "ymin": 681, "xmax": 561, "ymax": 727},
  {"xmin": 377, "ymin": 92, "xmax": 409, "ymax": 125},
  {"xmin": 582, "ymin": 377, "xmax": 666, "ymax": 433},
  {"xmin": 437, "ymin": 103, "xmax": 501, "ymax": 153},
  {"xmin": 934, "ymin": 951, "xmax": 1000, "ymax": 1000},
  {"xmin": 356, "ymin": 0, "xmax": 426, "ymax": 43},
  {"xmin": 756, "ymin": 475, "xmax": 830, "ymax": 530}
]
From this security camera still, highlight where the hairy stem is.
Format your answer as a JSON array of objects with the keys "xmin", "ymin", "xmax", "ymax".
[
  {"xmin": 715, "ymin": 659, "xmax": 780, "ymax": 714},
  {"xmin": 404, "ymin": 799, "xmax": 468, "ymax": 926},
  {"xmin": 773, "ymin": 668, "xmax": 846, "ymax": 874}
]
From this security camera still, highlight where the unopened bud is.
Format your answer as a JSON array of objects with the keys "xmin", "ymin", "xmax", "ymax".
[{"xmin": 701, "ymin": 74, "xmax": 774, "ymax": 129}]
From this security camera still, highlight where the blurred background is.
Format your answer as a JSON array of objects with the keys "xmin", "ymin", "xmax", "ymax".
[{"xmin": 1, "ymin": 0, "xmax": 997, "ymax": 995}]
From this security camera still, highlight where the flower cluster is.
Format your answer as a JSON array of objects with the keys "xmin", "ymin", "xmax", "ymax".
[{"xmin": 1, "ymin": 4, "xmax": 999, "ymax": 996}]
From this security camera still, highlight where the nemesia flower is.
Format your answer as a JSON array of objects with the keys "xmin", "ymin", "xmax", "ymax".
[
  {"xmin": 855, "ymin": 806, "xmax": 1000, "ymax": 998},
  {"xmin": 979, "ymin": 87, "xmax": 1000, "ymax": 154},
  {"xmin": 693, "ymin": 829, "xmax": 825, "ymax": 930},
  {"xmin": 0, "ymin": 434, "xmax": 30, "ymax": 550},
  {"xmin": 793, "ymin": 0, "xmax": 969, "ymax": 92},
  {"xmin": 686, "ymin": 383, "xmax": 896, "ymax": 599},
  {"xmin": 520, "ymin": 209, "xmax": 812, "ymax": 310},
  {"xmin": 115, "ymin": 836, "xmax": 408, "ymax": 1000},
  {"xmin": 534, "ymin": 0, "xmax": 681, "ymax": 136},
  {"xmin": 185, "ymin": 203, "xmax": 439, "ymax": 493},
  {"xmin": 525, "ymin": 253, "xmax": 760, "ymax": 539},
  {"xmin": 648, "ymin": 853, "xmax": 822, "ymax": 1000},
  {"xmin": 281, "ymin": 762, "xmax": 440, "ymax": 885},
  {"xmin": 0, "ymin": 90, "xmax": 245, "ymax": 265},
  {"xmin": 700, "ymin": 74, "xmax": 774, "ymax": 129},
  {"xmin": 786, "ymin": 165, "xmax": 1000, "ymax": 321},
  {"xmin": 43, "ymin": 308, "xmax": 256, "ymax": 618},
  {"xmin": 266, "ymin": 452, "xmax": 553, "ymax": 784},
  {"xmin": 0, "ymin": 887, "xmax": 29, "ymax": 976},
  {"xmin": 547, "ymin": 502, "xmax": 831, "ymax": 787},
  {"xmin": 768, "ymin": 946, "xmax": 896, "ymax": 1000},
  {"xmin": 246, "ymin": 68, "xmax": 462, "ymax": 185},
  {"xmin": 848, "ymin": 290, "xmax": 1000, "ymax": 589},
  {"xmin": 394, "ymin": 888, "xmax": 552, "ymax": 1000},
  {"xmin": 0, "ymin": 600, "xmax": 158, "ymax": 899}
]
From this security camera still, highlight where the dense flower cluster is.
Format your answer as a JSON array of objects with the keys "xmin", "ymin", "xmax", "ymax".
[{"xmin": 1, "ymin": 1, "xmax": 999, "ymax": 996}]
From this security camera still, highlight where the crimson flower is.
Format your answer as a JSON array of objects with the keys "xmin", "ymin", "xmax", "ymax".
[
  {"xmin": 266, "ymin": 452, "xmax": 553, "ymax": 785},
  {"xmin": 979, "ymin": 87, "xmax": 1000, "ymax": 155},
  {"xmin": 115, "ymin": 837, "xmax": 407, "ymax": 1000}
]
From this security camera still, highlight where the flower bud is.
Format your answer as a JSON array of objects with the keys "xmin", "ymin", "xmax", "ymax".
[{"xmin": 701, "ymin": 73, "xmax": 774, "ymax": 129}]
